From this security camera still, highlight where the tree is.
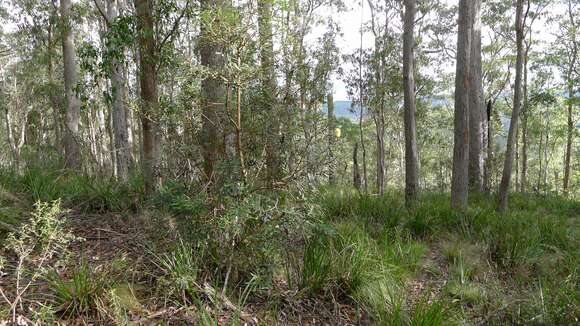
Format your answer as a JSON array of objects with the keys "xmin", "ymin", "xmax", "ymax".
[
  {"xmin": 403, "ymin": 0, "xmax": 419, "ymax": 205},
  {"xmin": 60, "ymin": 0, "xmax": 82, "ymax": 170},
  {"xmin": 468, "ymin": 0, "xmax": 485, "ymax": 192},
  {"xmin": 134, "ymin": 0, "xmax": 160, "ymax": 193},
  {"xmin": 107, "ymin": 0, "xmax": 131, "ymax": 182},
  {"xmin": 451, "ymin": 0, "xmax": 473, "ymax": 209},
  {"xmin": 94, "ymin": 0, "xmax": 132, "ymax": 182},
  {"xmin": 558, "ymin": 0, "xmax": 578, "ymax": 193},
  {"xmin": 498, "ymin": 0, "xmax": 526, "ymax": 213}
]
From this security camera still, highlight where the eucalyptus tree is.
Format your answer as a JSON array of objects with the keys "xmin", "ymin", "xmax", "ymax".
[
  {"xmin": 498, "ymin": 0, "xmax": 527, "ymax": 213},
  {"xmin": 468, "ymin": 0, "xmax": 485, "ymax": 192},
  {"xmin": 451, "ymin": 0, "xmax": 473, "ymax": 209},
  {"xmin": 481, "ymin": 0, "xmax": 513, "ymax": 192},
  {"xmin": 550, "ymin": 0, "xmax": 579, "ymax": 194},
  {"xmin": 60, "ymin": 0, "xmax": 82, "ymax": 170},
  {"xmin": 133, "ymin": 0, "xmax": 190, "ymax": 192},
  {"xmin": 403, "ymin": 0, "xmax": 419, "ymax": 204}
]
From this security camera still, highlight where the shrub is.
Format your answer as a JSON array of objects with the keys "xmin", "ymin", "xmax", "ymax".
[{"xmin": 0, "ymin": 200, "xmax": 77, "ymax": 323}]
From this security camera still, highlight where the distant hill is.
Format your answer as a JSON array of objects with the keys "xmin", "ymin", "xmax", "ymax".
[{"xmin": 322, "ymin": 101, "xmax": 360, "ymax": 121}]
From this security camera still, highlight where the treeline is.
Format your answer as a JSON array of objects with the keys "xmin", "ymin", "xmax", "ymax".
[{"xmin": 0, "ymin": 0, "xmax": 577, "ymax": 207}]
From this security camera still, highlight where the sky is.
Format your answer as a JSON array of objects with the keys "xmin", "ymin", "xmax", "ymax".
[{"xmin": 325, "ymin": 0, "xmax": 564, "ymax": 101}]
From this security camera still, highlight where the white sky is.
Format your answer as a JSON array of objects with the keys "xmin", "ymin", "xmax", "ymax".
[{"xmin": 326, "ymin": 0, "xmax": 564, "ymax": 101}]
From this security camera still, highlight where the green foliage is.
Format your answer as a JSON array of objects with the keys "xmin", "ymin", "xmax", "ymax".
[
  {"xmin": 319, "ymin": 187, "xmax": 403, "ymax": 227},
  {"xmin": 152, "ymin": 181, "xmax": 207, "ymax": 216},
  {"xmin": 156, "ymin": 240, "xmax": 202, "ymax": 302},
  {"xmin": 48, "ymin": 263, "xmax": 107, "ymax": 318},
  {"xmin": 0, "ymin": 167, "xmax": 143, "ymax": 213},
  {"xmin": 0, "ymin": 200, "xmax": 77, "ymax": 321},
  {"xmin": 409, "ymin": 298, "xmax": 448, "ymax": 326}
]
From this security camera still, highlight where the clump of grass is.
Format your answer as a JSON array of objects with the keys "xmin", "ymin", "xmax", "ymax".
[
  {"xmin": 409, "ymin": 297, "xmax": 449, "ymax": 326},
  {"xmin": 318, "ymin": 188, "xmax": 403, "ymax": 227},
  {"xmin": 48, "ymin": 263, "xmax": 108, "ymax": 319},
  {"xmin": 156, "ymin": 240, "xmax": 203, "ymax": 303},
  {"xmin": 300, "ymin": 222, "xmax": 381, "ymax": 296}
]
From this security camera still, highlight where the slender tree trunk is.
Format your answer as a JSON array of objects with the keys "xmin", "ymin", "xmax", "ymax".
[
  {"xmin": 498, "ymin": 0, "xmax": 525, "ymax": 213},
  {"xmin": 544, "ymin": 121, "xmax": 549, "ymax": 193},
  {"xmin": 107, "ymin": 0, "xmax": 131, "ymax": 182},
  {"xmin": 563, "ymin": 0, "xmax": 577, "ymax": 193},
  {"xmin": 375, "ymin": 109, "xmax": 385, "ymax": 195},
  {"xmin": 235, "ymin": 76, "xmax": 246, "ymax": 178},
  {"xmin": 358, "ymin": 0, "xmax": 368, "ymax": 192},
  {"xmin": 537, "ymin": 116, "xmax": 543, "ymax": 191},
  {"xmin": 47, "ymin": 19, "xmax": 63, "ymax": 155},
  {"xmin": 468, "ymin": 0, "xmax": 484, "ymax": 192},
  {"xmin": 520, "ymin": 55, "xmax": 529, "ymax": 192},
  {"xmin": 563, "ymin": 80, "xmax": 574, "ymax": 193},
  {"xmin": 515, "ymin": 128, "xmax": 520, "ymax": 191},
  {"xmin": 403, "ymin": 0, "xmax": 420, "ymax": 205},
  {"xmin": 134, "ymin": 0, "xmax": 160, "ymax": 194},
  {"xmin": 451, "ymin": 0, "xmax": 472, "ymax": 209},
  {"xmin": 353, "ymin": 142, "xmax": 361, "ymax": 190},
  {"xmin": 60, "ymin": 0, "xmax": 82, "ymax": 170},
  {"xmin": 484, "ymin": 99, "xmax": 493, "ymax": 192},
  {"xmin": 327, "ymin": 93, "xmax": 335, "ymax": 185},
  {"xmin": 258, "ymin": 0, "xmax": 281, "ymax": 184}
]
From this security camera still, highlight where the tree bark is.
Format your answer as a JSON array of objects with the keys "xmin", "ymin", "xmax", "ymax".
[
  {"xmin": 498, "ymin": 0, "xmax": 525, "ymax": 213},
  {"xmin": 520, "ymin": 54, "xmax": 529, "ymax": 192},
  {"xmin": 60, "ymin": 0, "xmax": 82, "ymax": 170},
  {"xmin": 468, "ymin": 0, "xmax": 484, "ymax": 192},
  {"xmin": 199, "ymin": 0, "xmax": 229, "ymax": 186},
  {"xmin": 451, "ymin": 0, "xmax": 472, "ymax": 209},
  {"xmin": 353, "ymin": 142, "xmax": 361, "ymax": 190},
  {"xmin": 563, "ymin": 0, "xmax": 577, "ymax": 193},
  {"xmin": 563, "ymin": 79, "xmax": 574, "ymax": 193},
  {"xmin": 403, "ymin": 0, "xmax": 420, "ymax": 205},
  {"xmin": 134, "ymin": 0, "xmax": 160, "ymax": 194},
  {"xmin": 107, "ymin": 0, "xmax": 131, "ymax": 182},
  {"xmin": 484, "ymin": 99, "xmax": 493, "ymax": 192}
]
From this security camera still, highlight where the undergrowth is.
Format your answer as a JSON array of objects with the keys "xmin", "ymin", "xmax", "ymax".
[{"xmin": 0, "ymin": 175, "xmax": 577, "ymax": 324}]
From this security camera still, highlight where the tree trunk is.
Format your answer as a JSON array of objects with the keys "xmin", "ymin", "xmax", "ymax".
[
  {"xmin": 520, "ymin": 55, "xmax": 529, "ymax": 192},
  {"xmin": 134, "ymin": 0, "xmax": 160, "ymax": 194},
  {"xmin": 451, "ymin": 0, "xmax": 472, "ymax": 209},
  {"xmin": 327, "ymin": 93, "xmax": 335, "ymax": 185},
  {"xmin": 258, "ymin": 0, "xmax": 281, "ymax": 184},
  {"xmin": 403, "ymin": 0, "xmax": 420, "ymax": 205},
  {"xmin": 60, "ymin": 0, "xmax": 82, "ymax": 170},
  {"xmin": 498, "ymin": 0, "xmax": 525, "ymax": 213},
  {"xmin": 353, "ymin": 142, "xmax": 361, "ymax": 190},
  {"xmin": 563, "ymin": 80, "xmax": 574, "ymax": 193},
  {"xmin": 563, "ymin": 0, "xmax": 577, "ymax": 193},
  {"xmin": 199, "ymin": 0, "xmax": 228, "ymax": 186},
  {"xmin": 108, "ymin": 0, "xmax": 131, "ymax": 182},
  {"xmin": 484, "ymin": 99, "xmax": 493, "ymax": 192},
  {"xmin": 468, "ymin": 0, "xmax": 484, "ymax": 192}
]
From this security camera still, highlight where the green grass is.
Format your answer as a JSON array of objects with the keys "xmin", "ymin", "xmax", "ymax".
[
  {"xmin": 1, "ymin": 177, "xmax": 577, "ymax": 324},
  {"xmin": 47, "ymin": 263, "xmax": 108, "ymax": 319}
]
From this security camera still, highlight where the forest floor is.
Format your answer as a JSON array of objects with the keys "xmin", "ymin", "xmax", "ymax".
[{"xmin": 0, "ymin": 169, "xmax": 578, "ymax": 325}]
